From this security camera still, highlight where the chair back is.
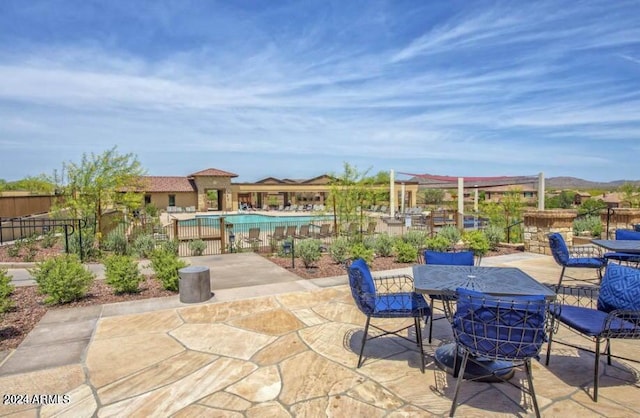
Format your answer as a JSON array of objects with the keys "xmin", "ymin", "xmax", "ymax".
[
  {"xmin": 452, "ymin": 288, "xmax": 548, "ymax": 361},
  {"xmin": 272, "ymin": 226, "xmax": 285, "ymax": 239},
  {"xmin": 548, "ymin": 233, "xmax": 570, "ymax": 265},
  {"xmin": 615, "ymin": 229, "xmax": 640, "ymax": 241},
  {"xmin": 248, "ymin": 228, "xmax": 260, "ymax": 239},
  {"xmin": 347, "ymin": 258, "xmax": 376, "ymax": 314},
  {"xmin": 597, "ymin": 263, "xmax": 640, "ymax": 314},
  {"xmin": 424, "ymin": 250, "xmax": 474, "ymax": 266},
  {"xmin": 285, "ymin": 225, "xmax": 297, "ymax": 237}
]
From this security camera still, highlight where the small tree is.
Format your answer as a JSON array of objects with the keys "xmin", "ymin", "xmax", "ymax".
[{"xmin": 56, "ymin": 147, "xmax": 146, "ymax": 242}]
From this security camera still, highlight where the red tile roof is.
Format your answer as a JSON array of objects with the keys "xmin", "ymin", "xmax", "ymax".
[
  {"xmin": 189, "ymin": 168, "xmax": 238, "ymax": 177},
  {"xmin": 141, "ymin": 176, "xmax": 196, "ymax": 192}
]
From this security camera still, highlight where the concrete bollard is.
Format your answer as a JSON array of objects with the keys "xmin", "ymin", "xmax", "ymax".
[{"xmin": 178, "ymin": 266, "xmax": 213, "ymax": 303}]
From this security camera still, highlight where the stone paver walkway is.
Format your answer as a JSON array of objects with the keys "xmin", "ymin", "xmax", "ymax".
[{"xmin": 1, "ymin": 253, "xmax": 639, "ymax": 417}]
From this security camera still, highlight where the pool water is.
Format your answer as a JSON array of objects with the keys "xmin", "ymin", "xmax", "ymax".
[{"xmin": 191, "ymin": 213, "xmax": 332, "ymax": 225}]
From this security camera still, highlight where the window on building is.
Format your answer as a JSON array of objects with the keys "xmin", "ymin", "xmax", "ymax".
[
  {"xmin": 524, "ymin": 192, "xmax": 534, "ymax": 198},
  {"xmin": 168, "ymin": 195, "xmax": 176, "ymax": 207},
  {"xmin": 144, "ymin": 195, "xmax": 151, "ymax": 205}
]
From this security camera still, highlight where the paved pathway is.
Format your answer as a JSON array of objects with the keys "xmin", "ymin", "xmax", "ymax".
[{"xmin": 0, "ymin": 252, "xmax": 638, "ymax": 417}]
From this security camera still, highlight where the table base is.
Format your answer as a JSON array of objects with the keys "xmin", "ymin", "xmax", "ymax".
[{"xmin": 435, "ymin": 343, "xmax": 514, "ymax": 382}]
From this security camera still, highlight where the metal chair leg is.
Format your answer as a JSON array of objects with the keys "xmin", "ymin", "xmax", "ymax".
[
  {"xmin": 415, "ymin": 317, "xmax": 425, "ymax": 373},
  {"xmin": 594, "ymin": 339, "xmax": 600, "ymax": 402},
  {"xmin": 557, "ymin": 266, "xmax": 566, "ymax": 287},
  {"xmin": 428, "ymin": 297, "xmax": 435, "ymax": 343},
  {"xmin": 449, "ymin": 350, "xmax": 469, "ymax": 417},
  {"xmin": 524, "ymin": 359, "xmax": 541, "ymax": 418},
  {"xmin": 357, "ymin": 316, "xmax": 371, "ymax": 368},
  {"xmin": 545, "ymin": 316, "xmax": 556, "ymax": 366}
]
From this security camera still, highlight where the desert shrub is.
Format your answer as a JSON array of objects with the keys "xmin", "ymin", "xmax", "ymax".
[
  {"xmin": 402, "ymin": 230, "xmax": 429, "ymax": 249},
  {"xmin": 437, "ymin": 225, "xmax": 461, "ymax": 246},
  {"xmin": 41, "ymin": 229, "xmax": 59, "ymax": 248},
  {"xmin": 29, "ymin": 254, "xmax": 94, "ymax": 304},
  {"xmin": 373, "ymin": 233, "xmax": 395, "ymax": 257},
  {"xmin": 21, "ymin": 235, "xmax": 39, "ymax": 262},
  {"xmin": 6, "ymin": 243, "xmax": 21, "ymax": 258},
  {"xmin": 462, "ymin": 230, "xmax": 490, "ymax": 260},
  {"xmin": 188, "ymin": 239, "xmax": 207, "ymax": 256},
  {"xmin": 362, "ymin": 235, "xmax": 377, "ymax": 250},
  {"xmin": 150, "ymin": 249, "xmax": 187, "ymax": 291},
  {"xmin": 297, "ymin": 239, "xmax": 322, "ymax": 268},
  {"xmin": 329, "ymin": 236, "xmax": 350, "ymax": 264},
  {"xmin": 102, "ymin": 229, "xmax": 129, "ymax": 255},
  {"xmin": 104, "ymin": 255, "xmax": 143, "ymax": 294},
  {"xmin": 573, "ymin": 215, "xmax": 603, "ymax": 238},
  {"xmin": 394, "ymin": 240, "xmax": 419, "ymax": 263},
  {"xmin": 132, "ymin": 234, "xmax": 156, "ymax": 258},
  {"xmin": 483, "ymin": 224, "xmax": 505, "ymax": 250},
  {"xmin": 160, "ymin": 239, "xmax": 180, "ymax": 256},
  {"xmin": 0, "ymin": 268, "xmax": 15, "ymax": 314},
  {"xmin": 66, "ymin": 228, "xmax": 100, "ymax": 261},
  {"xmin": 424, "ymin": 235, "xmax": 452, "ymax": 252},
  {"xmin": 349, "ymin": 242, "xmax": 375, "ymax": 265}
]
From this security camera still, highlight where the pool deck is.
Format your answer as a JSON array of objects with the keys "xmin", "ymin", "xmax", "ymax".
[{"xmin": 1, "ymin": 252, "xmax": 639, "ymax": 417}]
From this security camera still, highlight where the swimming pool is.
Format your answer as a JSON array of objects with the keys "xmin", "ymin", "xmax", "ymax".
[{"xmin": 189, "ymin": 213, "xmax": 332, "ymax": 225}]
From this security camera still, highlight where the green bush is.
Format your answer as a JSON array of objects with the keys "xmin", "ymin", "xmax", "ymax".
[
  {"xmin": 483, "ymin": 224, "xmax": 505, "ymax": 249},
  {"xmin": 102, "ymin": 229, "xmax": 129, "ymax": 255},
  {"xmin": 160, "ymin": 239, "xmax": 180, "ymax": 255},
  {"xmin": 41, "ymin": 229, "xmax": 59, "ymax": 248},
  {"xmin": 0, "ymin": 268, "xmax": 15, "ymax": 314},
  {"xmin": 104, "ymin": 255, "xmax": 143, "ymax": 294},
  {"xmin": 462, "ymin": 230, "xmax": 489, "ymax": 260},
  {"xmin": 188, "ymin": 239, "xmax": 207, "ymax": 256},
  {"xmin": 29, "ymin": 254, "xmax": 94, "ymax": 304},
  {"xmin": 437, "ymin": 225, "xmax": 461, "ymax": 246},
  {"xmin": 66, "ymin": 228, "xmax": 100, "ymax": 261},
  {"xmin": 573, "ymin": 215, "xmax": 603, "ymax": 238},
  {"xmin": 349, "ymin": 242, "xmax": 375, "ymax": 265},
  {"xmin": 329, "ymin": 236, "xmax": 350, "ymax": 264},
  {"xmin": 373, "ymin": 233, "xmax": 395, "ymax": 257},
  {"xmin": 133, "ymin": 234, "xmax": 156, "ymax": 258},
  {"xmin": 297, "ymin": 239, "xmax": 322, "ymax": 268},
  {"xmin": 6, "ymin": 243, "xmax": 20, "ymax": 258},
  {"xmin": 150, "ymin": 249, "xmax": 187, "ymax": 291},
  {"xmin": 362, "ymin": 235, "xmax": 377, "ymax": 250},
  {"xmin": 424, "ymin": 235, "xmax": 452, "ymax": 252},
  {"xmin": 402, "ymin": 230, "xmax": 429, "ymax": 249},
  {"xmin": 394, "ymin": 240, "xmax": 418, "ymax": 263}
]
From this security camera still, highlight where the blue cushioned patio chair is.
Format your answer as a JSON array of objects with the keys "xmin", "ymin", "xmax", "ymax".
[
  {"xmin": 450, "ymin": 288, "xmax": 550, "ymax": 418},
  {"xmin": 603, "ymin": 229, "xmax": 640, "ymax": 267},
  {"xmin": 347, "ymin": 258, "xmax": 431, "ymax": 372},
  {"xmin": 423, "ymin": 250, "xmax": 474, "ymax": 343},
  {"xmin": 545, "ymin": 263, "xmax": 640, "ymax": 401},
  {"xmin": 548, "ymin": 232, "xmax": 606, "ymax": 287}
]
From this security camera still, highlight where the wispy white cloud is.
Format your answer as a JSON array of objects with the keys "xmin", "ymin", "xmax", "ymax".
[{"xmin": 0, "ymin": 0, "xmax": 639, "ymax": 181}]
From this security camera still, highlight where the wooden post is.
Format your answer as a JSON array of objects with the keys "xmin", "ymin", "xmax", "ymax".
[
  {"xmin": 197, "ymin": 217, "xmax": 202, "ymax": 239},
  {"xmin": 173, "ymin": 219, "xmax": 179, "ymax": 241}
]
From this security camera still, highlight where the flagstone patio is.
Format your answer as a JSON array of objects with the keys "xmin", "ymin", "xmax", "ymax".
[{"xmin": 1, "ymin": 253, "xmax": 639, "ymax": 417}]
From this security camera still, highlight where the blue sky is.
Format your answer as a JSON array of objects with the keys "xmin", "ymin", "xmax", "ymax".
[{"xmin": 1, "ymin": 0, "xmax": 640, "ymax": 183}]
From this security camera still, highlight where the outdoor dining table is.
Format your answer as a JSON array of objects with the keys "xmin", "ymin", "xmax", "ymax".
[
  {"xmin": 591, "ymin": 239, "xmax": 640, "ymax": 254},
  {"xmin": 412, "ymin": 264, "xmax": 556, "ymax": 381}
]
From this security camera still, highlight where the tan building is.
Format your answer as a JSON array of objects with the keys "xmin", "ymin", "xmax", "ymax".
[{"xmin": 138, "ymin": 168, "xmax": 419, "ymax": 213}]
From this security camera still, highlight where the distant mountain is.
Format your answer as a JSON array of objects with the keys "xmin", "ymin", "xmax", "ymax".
[{"xmin": 546, "ymin": 176, "xmax": 640, "ymax": 190}]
